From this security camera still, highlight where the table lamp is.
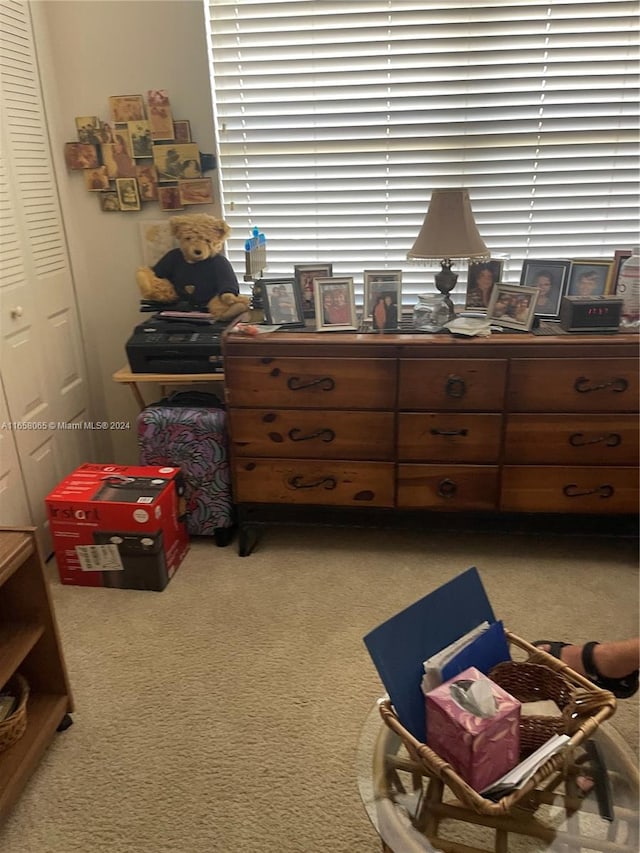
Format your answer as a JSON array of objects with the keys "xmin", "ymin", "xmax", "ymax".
[{"xmin": 407, "ymin": 188, "xmax": 490, "ymax": 322}]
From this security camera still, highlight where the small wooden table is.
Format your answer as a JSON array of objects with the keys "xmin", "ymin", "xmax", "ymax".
[{"xmin": 112, "ymin": 365, "xmax": 225, "ymax": 411}]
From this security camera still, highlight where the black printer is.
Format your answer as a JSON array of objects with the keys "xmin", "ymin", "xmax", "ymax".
[{"xmin": 126, "ymin": 313, "xmax": 229, "ymax": 374}]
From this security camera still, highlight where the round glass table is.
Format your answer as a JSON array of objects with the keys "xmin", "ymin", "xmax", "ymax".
[{"xmin": 356, "ymin": 701, "xmax": 639, "ymax": 853}]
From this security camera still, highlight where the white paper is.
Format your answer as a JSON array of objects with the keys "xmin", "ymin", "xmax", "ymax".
[
  {"xmin": 421, "ymin": 621, "xmax": 490, "ymax": 695},
  {"xmin": 481, "ymin": 733, "xmax": 570, "ymax": 796}
]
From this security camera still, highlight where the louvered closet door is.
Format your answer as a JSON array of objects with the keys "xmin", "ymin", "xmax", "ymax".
[{"xmin": 0, "ymin": 0, "xmax": 92, "ymax": 553}]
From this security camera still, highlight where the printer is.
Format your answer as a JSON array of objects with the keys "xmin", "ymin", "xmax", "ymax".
[{"xmin": 125, "ymin": 312, "xmax": 230, "ymax": 374}]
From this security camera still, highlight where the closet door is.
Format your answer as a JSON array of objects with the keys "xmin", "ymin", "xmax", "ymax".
[{"xmin": 0, "ymin": 0, "xmax": 93, "ymax": 553}]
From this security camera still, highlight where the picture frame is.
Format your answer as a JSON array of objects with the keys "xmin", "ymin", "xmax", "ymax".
[
  {"xmin": 75, "ymin": 116, "xmax": 101, "ymax": 145},
  {"xmin": 363, "ymin": 270, "xmax": 402, "ymax": 330},
  {"xmin": 83, "ymin": 166, "xmax": 110, "ymax": 191},
  {"xmin": 147, "ymin": 90, "xmax": 174, "ymax": 140},
  {"xmin": 567, "ymin": 260, "xmax": 613, "ymax": 297},
  {"xmin": 464, "ymin": 259, "xmax": 504, "ymax": 311},
  {"xmin": 157, "ymin": 185, "xmax": 183, "ymax": 211},
  {"xmin": 99, "ymin": 191, "xmax": 120, "ymax": 212},
  {"xmin": 115, "ymin": 178, "xmax": 141, "ymax": 211},
  {"xmin": 519, "ymin": 259, "xmax": 571, "ymax": 318},
  {"xmin": 261, "ymin": 278, "xmax": 305, "ymax": 327},
  {"xmin": 100, "ymin": 133, "xmax": 137, "ymax": 179},
  {"xmin": 108, "ymin": 95, "xmax": 146, "ymax": 124},
  {"xmin": 128, "ymin": 120, "xmax": 153, "ymax": 158},
  {"xmin": 313, "ymin": 277, "xmax": 358, "ymax": 331},
  {"xmin": 293, "ymin": 263, "xmax": 333, "ymax": 318},
  {"xmin": 64, "ymin": 143, "xmax": 99, "ymax": 170},
  {"xmin": 153, "ymin": 143, "xmax": 201, "ymax": 181},
  {"xmin": 173, "ymin": 120, "xmax": 192, "ymax": 143},
  {"xmin": 178, "ymin": 178, "xmax": 213, "ymax": 205},
  {"xmin": 487, "ymin": 283, "xmax": 539, "ymax": 331},
  {"xmin": 607, "ymin": 249, "xmax": 632, "ymax": 294},
  {"xmin": 136, "ymin": 165, "xmax": 158, "ymax": 201}
]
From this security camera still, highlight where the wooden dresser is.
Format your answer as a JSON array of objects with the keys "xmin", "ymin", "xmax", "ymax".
[{"xmin": 223, "ymin": 330, "xmax": 639, "ymax": 555}]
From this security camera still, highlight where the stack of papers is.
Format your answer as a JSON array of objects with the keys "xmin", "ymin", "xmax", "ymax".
[{"xmin": 481, "ymin": 733, "xmax": 570, "ymax": 800}]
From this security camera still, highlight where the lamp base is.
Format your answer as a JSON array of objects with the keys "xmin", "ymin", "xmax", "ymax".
[{"xmin": 434, "ymin": 259, "xmax": 457, "ymax": 322}]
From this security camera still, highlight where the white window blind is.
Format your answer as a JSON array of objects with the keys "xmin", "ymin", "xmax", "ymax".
[{"xmin": 206, "ymin": 0, "xmax": 640, "ymax": 303}]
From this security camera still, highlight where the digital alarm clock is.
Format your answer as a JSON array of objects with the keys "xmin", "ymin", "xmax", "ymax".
[{"xmin": 559, "ymin": 295, "xmax": 624, "ymax": 332}]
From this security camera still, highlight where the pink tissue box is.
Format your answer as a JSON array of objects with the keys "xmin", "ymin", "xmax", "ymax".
[{"xmin": 425, "ymin": 666, "xmax": 521, "ymax": 792}]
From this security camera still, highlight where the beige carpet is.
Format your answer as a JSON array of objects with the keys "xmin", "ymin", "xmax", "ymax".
[{"xmin": 0, "ymin": 525, "xmax": 637, "ymax": 853}]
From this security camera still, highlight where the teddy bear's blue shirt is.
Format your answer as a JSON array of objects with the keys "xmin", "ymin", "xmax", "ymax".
[{"xmin": 153, "ymin": 249, "xmax": 239, "ymax": 308}]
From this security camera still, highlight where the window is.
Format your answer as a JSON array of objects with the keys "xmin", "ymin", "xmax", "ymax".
[{"xmin": 206, "ymin": 1, "xmax": 640, "ymax": 303}]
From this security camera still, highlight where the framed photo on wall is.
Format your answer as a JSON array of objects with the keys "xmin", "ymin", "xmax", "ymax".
[
  {"xmin": 261, "ymin": 279, "xmax": 305, "ymax": 327},
  {"xmin": 567, "ymin": 260, "xmax": 613, "ymax": 296},
  {"xmin": 487, "ymin": 283, "xmax": 539, "ymax": 331},
  {"xmin": 313, "ymin": 277, "xmax": 357, "ymax": 331},
  {"xmin": 115, "ymin": 178, "xmax": 141, "ymax": 211},
  {"xmin": 109, "ymin": 95, "xmax": 146, "ymax": 124},
  {"xmin": 294, "ymin": 263, "xmax": 333, "ymax": 319},
  {"xmin": 64, "ymin": 143, "xmax": 99, "ymax": 170},
  {"xmin": 363, "ymin": 270, "xmax": 402, "ymax": 330},
  {"xmin": 519, "ymin": 259, "xmax": 570, "ymax": 318}
]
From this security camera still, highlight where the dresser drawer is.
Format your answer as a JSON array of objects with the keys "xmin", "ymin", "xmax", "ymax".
[
  {"xmin": 501, "ymin": 466, "xmax": 639, "ymax": 514},
  {"xmin": 397, "ymin": 464, "xmax": 499, "ymax": 510},
  {"xmin": 229, "ymin": 409, "xmax": 394, "ymax": 460},
  {"xmin": 505, "ymin": 414, "xmax": 639, "ymax": 465},
  {"xmin": 224, "ymin": 357, "xmax": 396, "ymax": 409},
  {"xmin": 398, "ymin": 413, "xmax": 502, "ymax": 462},
  {"xmin": 507, "ymin": 359, "xmax": 639, "ymax": 413},
  {"xmin": 234, "ymin": 459, "xmax": 395, "ymax": 506},
  {"xmin": 398, "ymin": 359, "xmax": 507, "ymax": 411}
]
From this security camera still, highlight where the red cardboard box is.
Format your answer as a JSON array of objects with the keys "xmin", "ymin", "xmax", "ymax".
[
  {"xmin": 46, "ymin": 463, "xmax": 189, "ymax": 591},
  {"xmin": 425, "ymin": 666, "xmax": 520, "ymax": 792}
]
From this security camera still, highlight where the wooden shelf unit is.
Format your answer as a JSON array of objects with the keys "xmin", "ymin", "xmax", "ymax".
[{"xmin": 0, "ymin": 528, "xmax": 73, "ymax": 821}]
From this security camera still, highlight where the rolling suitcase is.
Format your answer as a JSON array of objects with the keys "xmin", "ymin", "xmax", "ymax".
[{"xmin": 137, "ymin": 391, "xmax": 234, "ymax": 546}]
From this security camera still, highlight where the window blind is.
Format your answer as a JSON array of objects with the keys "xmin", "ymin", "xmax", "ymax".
[{"xmin": 205, "ymin": 0, "xmax": 640, "ymax": 303}]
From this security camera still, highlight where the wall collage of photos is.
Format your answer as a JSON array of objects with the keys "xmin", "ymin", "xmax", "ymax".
[{"xmin": 63, "ymin": 90, "xmax": 214, "ymax": 213}]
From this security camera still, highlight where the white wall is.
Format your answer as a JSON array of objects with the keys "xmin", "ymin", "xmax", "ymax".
[{"xmin": 31, "ymin": 0, "xmax": 222, "ymax": 463}]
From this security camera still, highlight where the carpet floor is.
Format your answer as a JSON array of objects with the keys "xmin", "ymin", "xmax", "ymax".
[{"xmin": 0, "ymin": 525, "xmax": 637, "ymax": 853}]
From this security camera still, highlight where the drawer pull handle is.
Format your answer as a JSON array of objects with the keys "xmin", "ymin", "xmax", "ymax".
[
  {"xmin": 430, "ymin": 428, "xmax": 469, "ymax": 437},
  {"xmin": 563, "ymin": 484, "xmax": 614, "ymax": 499},
  {"xmin": 569, "ymin": 432, "xmax": 621, "ymax": 448},
  {"xmin": 574, "ymin": 377, "xmax": 628, "ymax": 394},
  {"xmin": 437, "ymin": 478, "xmax": 458, "ymax": 499},
  {"xmin": 288, "ymin": 427, "xmax": 336, "ymax": 443},
  {"xmin": 287, "ymin": 376, "xmax": 335, "ymax": 392},
  {"xmin": 445, "ymin": 376, "xmax": 466, "ymax": 398},
  {"xmin": 288, "ymin": 475, "xmax": 337, "ymax": 491}
]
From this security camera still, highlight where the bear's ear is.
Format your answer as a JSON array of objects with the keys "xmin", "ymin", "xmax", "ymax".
[
  {"xmin": 169, "ymin": 216, "xmax": 184, "ymax": 238},
  {"xmin": 213, "ymin": 220, "xmax": 231, "ymax": 242}
]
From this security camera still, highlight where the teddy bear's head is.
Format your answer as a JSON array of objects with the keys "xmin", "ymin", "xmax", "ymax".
[{"xmin": 170, "ymin": 214, "xmax": 231, "ymax": 264}]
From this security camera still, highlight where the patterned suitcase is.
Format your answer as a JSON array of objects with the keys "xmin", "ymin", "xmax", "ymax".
[{"xmin": 137, "ymin": 392, "xmax": 234, "ymax": 546}]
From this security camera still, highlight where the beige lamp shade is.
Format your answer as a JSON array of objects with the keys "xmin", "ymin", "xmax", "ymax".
[{"xmin": 407, "ymin": 188, "xmax": 489, "ymax": 261}]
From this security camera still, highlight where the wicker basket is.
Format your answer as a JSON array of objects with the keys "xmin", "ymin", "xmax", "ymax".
[
  {"xmin": 0, "ymin": 673, "xmax": 29, "ymax": 754},
  {"xmin": 378, "ymin": 630, "xmax": 617, "ymax": 816}
]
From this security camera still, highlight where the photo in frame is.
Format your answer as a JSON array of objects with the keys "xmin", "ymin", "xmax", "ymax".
[
  {"xmin": 147, "ymin": 89, "xmax": 174, "ymax": 140},
  {"xmin": 99, "ymin": 191, "xmax": 120, "ymax": 212},
  {"xmin": 519, "ymin": 259, "xmax": 571, "ymax": 318},
  {"xmin": 313, "ymin": 277, "xmax": 357, "ymax": 331},
  {"xmin": 567, "ymin": 260, "xmax": 613, "ymax": 297},
  {"xmin": 109, "ymin": 95, "xmax": 146, "ymax": 124},
  {"xmin": 75, "ymin": 116, "xmax": 101, "ymax": 144},
  {"xmin": 173, "ymin": 120, "xmax": 192, "ymax": 143},
  {"xmin": 153, "ymin": 143, "xmax": 201, "ymax": 181},
  {"xmin": 464, "ymin": 259, "xmax": 504, "ymax": 310},
  {"xmin": 294, "ymin": 263, "xmax": 333, "ymax": 318},
  {"xmin": 157, "ymin": 185, "xmax": 183, "ymax": 211},
  {"xmin": 100, "ymin": 133, "xmax": 137, "ymax": 179},
  {"xmin": 363, "ymin": 270, "xmax": 402, "ymax": 330},
  {"xmin": 136, "ymin": 165, "xmax": 159, "ymax": 201},
  {"xmin": 83, "ymin": 166, "xmax": 110, "ymax": 191},
  {"xmin": 178, "ymin": 178, "xmax": 213, "ymax": 205},
  {"xmin": 261, "ymin": 279, "xmax": 305, "ymax": 327},
  {"xmin": 64, "ymin": 143, "xmax": 99, "ymax": 170},
  {"xmin": 487, "ymin": 283, "xmax": 539, "ymax": 331},
  {"xmin": 128, "ymin": 120, "xmax": 153, "ymax": 158},
  {"xmin": 607, "ymin": 250, "xmax": 632, "ymax": 294},
  {"xmin": 115, "ymin": 178, "xmax": 141, "ymax": 211}
]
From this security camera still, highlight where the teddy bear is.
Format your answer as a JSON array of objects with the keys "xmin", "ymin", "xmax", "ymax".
[{"xmin": 136, "ymin": 213, "xmax": 250, "ymax": 321}]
